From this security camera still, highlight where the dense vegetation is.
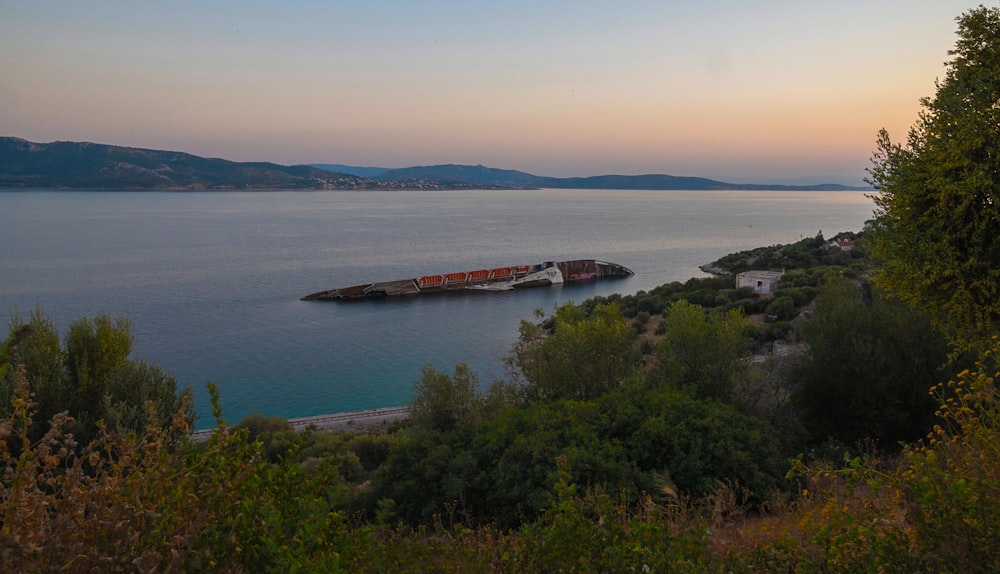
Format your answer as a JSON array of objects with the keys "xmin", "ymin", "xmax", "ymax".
[
  {"xmin": 0, "ymin": 309, "xmax": 192, "ymax": 447},
  {"xmin": 0, "ymin": 231, "xmax": 989, "ymax": 571},
  {"xmin": 2, "ymin": 6, "xmax": 1000, "ymax": 571},
  {"xmin": 867, "ymin": 5, "xmax": 1000, "ymax": 350}
]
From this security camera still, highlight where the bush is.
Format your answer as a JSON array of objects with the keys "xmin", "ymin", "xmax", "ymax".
[
  {"xmin": 1, "ymin": 310, "xmax": 192, "ymax": 445},
  {"xmin": 764, "ymin": 296, "xmax": 797, "ymax": 322},
  {"xmin": 794, "ymin": 279, "xmax": 949, "ymax": 446},
  {"xmin": 0, "ymin": 377, "xmax": 352, "ymax": 572}
]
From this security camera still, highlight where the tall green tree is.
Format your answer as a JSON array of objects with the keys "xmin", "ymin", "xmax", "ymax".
[
  {"xmin": 2, "ymin": 310, "xmax": 65, "ymax": 439},
  {"xmin": 508, "ymin": 303, "xmax": 639, "ymax": 402},
  {"xmin": 1, "ymin": 310, "xmax": 192, "ymax": 444},
  {"xmin": 65, "ymin": 314, "xmax": 134, "ymax": 419},
  {"xmin": 652, "ymin": 300, "xmax": 751, "ymax": 402},
  {"xmin": 868, "ymin": 6, "xmax": 1000, "ymax": 350},
  {"xmin": 409, "ymin": 363, "xmax": 483, "ymax": 433}
]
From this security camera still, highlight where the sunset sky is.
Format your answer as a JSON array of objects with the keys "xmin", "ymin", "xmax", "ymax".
[{"xmin": 0, "ymin": 1, "xmax": 989, "ymax": 185}]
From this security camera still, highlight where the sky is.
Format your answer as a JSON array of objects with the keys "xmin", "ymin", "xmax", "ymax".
[{"xmin": 0, "ymin": 1, "xmax": 992, "ymax": 185}]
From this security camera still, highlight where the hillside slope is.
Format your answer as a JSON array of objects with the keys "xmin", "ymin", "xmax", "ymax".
[{"xmin": 0, "ymin": 137, "xmax": 366, "ymax": 189}]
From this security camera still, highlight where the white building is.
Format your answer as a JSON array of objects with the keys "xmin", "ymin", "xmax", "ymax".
[
  {"xmin": 828, "ymin": 239, "xmax": 855, "ymax": 251},
  {"xmin": 736, "ymin": 270, "xmax": 783, "ymax": 294}
]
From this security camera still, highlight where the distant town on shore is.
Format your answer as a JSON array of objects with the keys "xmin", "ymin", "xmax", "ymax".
[{"xmin": 0, "ymin": 136, "xmax": 869, "ymax": 192}]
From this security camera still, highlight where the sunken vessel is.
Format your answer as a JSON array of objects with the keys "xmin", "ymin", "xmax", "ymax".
[{"xmin": 301, "ymin": 259, "xmax": 633, "ymax": 301}]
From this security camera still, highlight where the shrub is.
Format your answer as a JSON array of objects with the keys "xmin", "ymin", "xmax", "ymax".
[{"xmin": 764, "ymin": 296, "xmax": 797, "ymax": 322}]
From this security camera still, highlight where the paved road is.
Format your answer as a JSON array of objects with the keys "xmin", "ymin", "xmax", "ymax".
[{"xmin": 189, "ymin": 406, "xmax": 410, "ymax": 442}]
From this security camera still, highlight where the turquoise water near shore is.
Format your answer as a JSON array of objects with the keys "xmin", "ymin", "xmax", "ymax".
[{"xmin": 0, "ymin": 188, "xmax": 875, "ymax": 428}]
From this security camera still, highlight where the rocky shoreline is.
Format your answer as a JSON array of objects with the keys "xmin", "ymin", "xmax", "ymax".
[{"xmin": 698, "ymin": 263, "xmax": 729, "ymax": 276}]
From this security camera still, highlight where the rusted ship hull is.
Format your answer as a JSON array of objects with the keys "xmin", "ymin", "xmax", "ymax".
[{"xmin": 301, "ymin": 259, "xmax": 633, "ymax": 301}]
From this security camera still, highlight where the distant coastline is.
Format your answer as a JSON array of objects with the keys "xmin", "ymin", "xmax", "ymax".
[{"xmin": 0, "ymin": 136, "xmax": 871, "ymax": 192}]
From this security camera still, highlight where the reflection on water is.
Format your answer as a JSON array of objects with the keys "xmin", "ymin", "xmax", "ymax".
[{"xmin": 0, "ymin": 189, "xmax": 875, "ymax": 426}]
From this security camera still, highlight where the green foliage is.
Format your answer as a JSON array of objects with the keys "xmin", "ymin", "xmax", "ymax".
[
  {"xmin": 409, "ymin": 363, "xmax": 483, "ymax": 432},
  {"xmin": 779, "ymin": 285, "xmax": 818, "ymax": 306},
  {"xmin": 0, "ymin": 323, "xmax": 34, "ymax": 381},
  {"xmin": 509, "ymin": 302, "xmax": 640, "ymax": 402},
  {"xmin": 795, "ymin": 279, "xmax": 950, "ymax": 446},
  {"xmin": 0, "ymin": 370, "xmax": 353, "ymax": 572},
  {"xmin": 65, "ymin": 314, "xmax": 134, "ymax": 405},
  {"xmin": 755, "ymin": 339, "xmax": 1000, "ymax": 572},
  {"xmin": 368, "ymin": 364, "xmax": 518, "ymax": 525},
  {"xmin": 473, "ymin": 399, "xmax": 649, "ymax": 529},
  {"xmin": 868, "ymin": 6, "xmax": 1000, "ymax": 350},
  {"xmin": 102, "ymin": 360, "xmax": 190, "ymax": 438},
  {"xmin": 239, "ymin": 411, "xmax": 295, "ymax": 439},
  {"xmin": 374, "ymin": 373, "xmax": 793, "ymax": 530},
  {"xmin": 706, "ymin": 231, "xmax": 865, "ymax": 276},
  {"xmin": 8, "ymin": 287, "xmax": 999, "ymax": 569},
  {"xmin": 0, "ymin": 310, "xmax": 62, "ymax": 438},
  {"xmin": 344, "ymin": 433, "xmax": 394, "ymax": 472},
  {"xmin": 652, "ymin": 300, "xmax": 752, "ymax": 401},
  {"xmin": 900, "ymin": 337, "xmax": 1000, "ymax": 570},
  {"xmin": 621, "ymin": 386, "xmax": 789, "ymax": 502},
  {"xmin": 0, "ymin": 309, "xmax": 192, "ymax": 446},
  {"xmin": 237, "ymin": 412, "xmax": 299, "ymax": 461},
  {"xmin": 514, "ymin": 456, "xmax": 710, "ymax": 572},
  {"xmin": 368, "ymin": 423, "xmax": 482, "ymax": 526},
  {"xmin": 732, "ymin": 350, "xmax": 809, "ymax": 450},
  {"xmin": 764, "ymin": 295, "xmax": 797, "ymax": 322},
  {"xmin": 634, "ymin": 310, "xmax": 651, "ymax": 326}
]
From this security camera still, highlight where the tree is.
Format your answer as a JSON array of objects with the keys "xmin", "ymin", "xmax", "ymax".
[
  {"xmin": 624, "ymin": 387, "xmax": 788, "ymax": 502},
  {"xmin": 235, "ymin": 412, "xmax": 299, "ymax": 461},
  {"xmin": 508, "ymin": 303, "xmax": 639, "ymax": 402},
  {"xmin": 103, "ymin": 360, "xmax": 192, "ymax": 437},
  {"xmin": 1, "ymin": 310, "xmax": 63, "ymax": 438},
  {"xmin": 652, "ymin": 300, "xmax": 751, "ymax": 402},
  {"xmin": 1, "ymin": 310, "xmax": 192, "ymax": 444},
  {"xmin": 868, "ymin": 6, "xmax": 1000, "ymax": 350},
  {"xmin": 794, "ymin": 279, "xmax": 949, "ymax": 446},
  {"xmin": 65, "ymin": 314, "xmax": 134, "ymax": 419},
  {"xmin": 409, "ymin": 363, "xmax": 483, "ymax": 432}
]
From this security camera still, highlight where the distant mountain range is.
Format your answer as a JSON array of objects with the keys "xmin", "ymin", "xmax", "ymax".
[
  {"xmin": 316, "ymin": 163, "xmax": 866, "ymax": 191},
  {"xmin": 0, "ymin": 137, "xmax": 383, "ymax": 190},
  {"xmin": 310, "ymin": 164, "xmax": 392, "ymax": 179},
  {"xmin": 0, "ymin": 137, "xmax": 866, "ymax": 191}
]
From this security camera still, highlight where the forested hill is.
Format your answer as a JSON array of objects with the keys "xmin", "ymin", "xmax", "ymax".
[
  {"xmin": 0, "ymin": 137, "xmax": 374, "ymax": 190},
  {"xmin": 0, "ymin": 136, "xmax": 866, "ymax": 190},
  {"xmin": 361, "ymin": 164, "xmax": 867, "ymax": 190},
  {"xmin": 541, "ymin": 174, "xmax": 863, "ymax": 191}
]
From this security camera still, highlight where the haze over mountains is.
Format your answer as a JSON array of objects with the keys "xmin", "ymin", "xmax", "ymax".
[
  {"xmin": 0, "ymin": 137, "xmax": 866, "ymax": 191},
  {"xmin": 313, "ymin": 163, "xmax": 866, "ymax": 191}
]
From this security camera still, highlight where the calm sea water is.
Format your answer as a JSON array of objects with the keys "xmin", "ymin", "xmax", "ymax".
[{"xmin": 0, "ymin": 189, "xmax": 875, "ymax": 428}]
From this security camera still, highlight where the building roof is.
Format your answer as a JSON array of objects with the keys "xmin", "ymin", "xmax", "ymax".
[{"xmin": 736, "ymin": 270, "xmax": 783, "ymax": 280}]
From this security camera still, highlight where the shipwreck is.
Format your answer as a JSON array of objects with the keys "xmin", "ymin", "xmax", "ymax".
[{"xmin": 301, "ymin": 259, "xmax": 634, "ymax": 301}]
